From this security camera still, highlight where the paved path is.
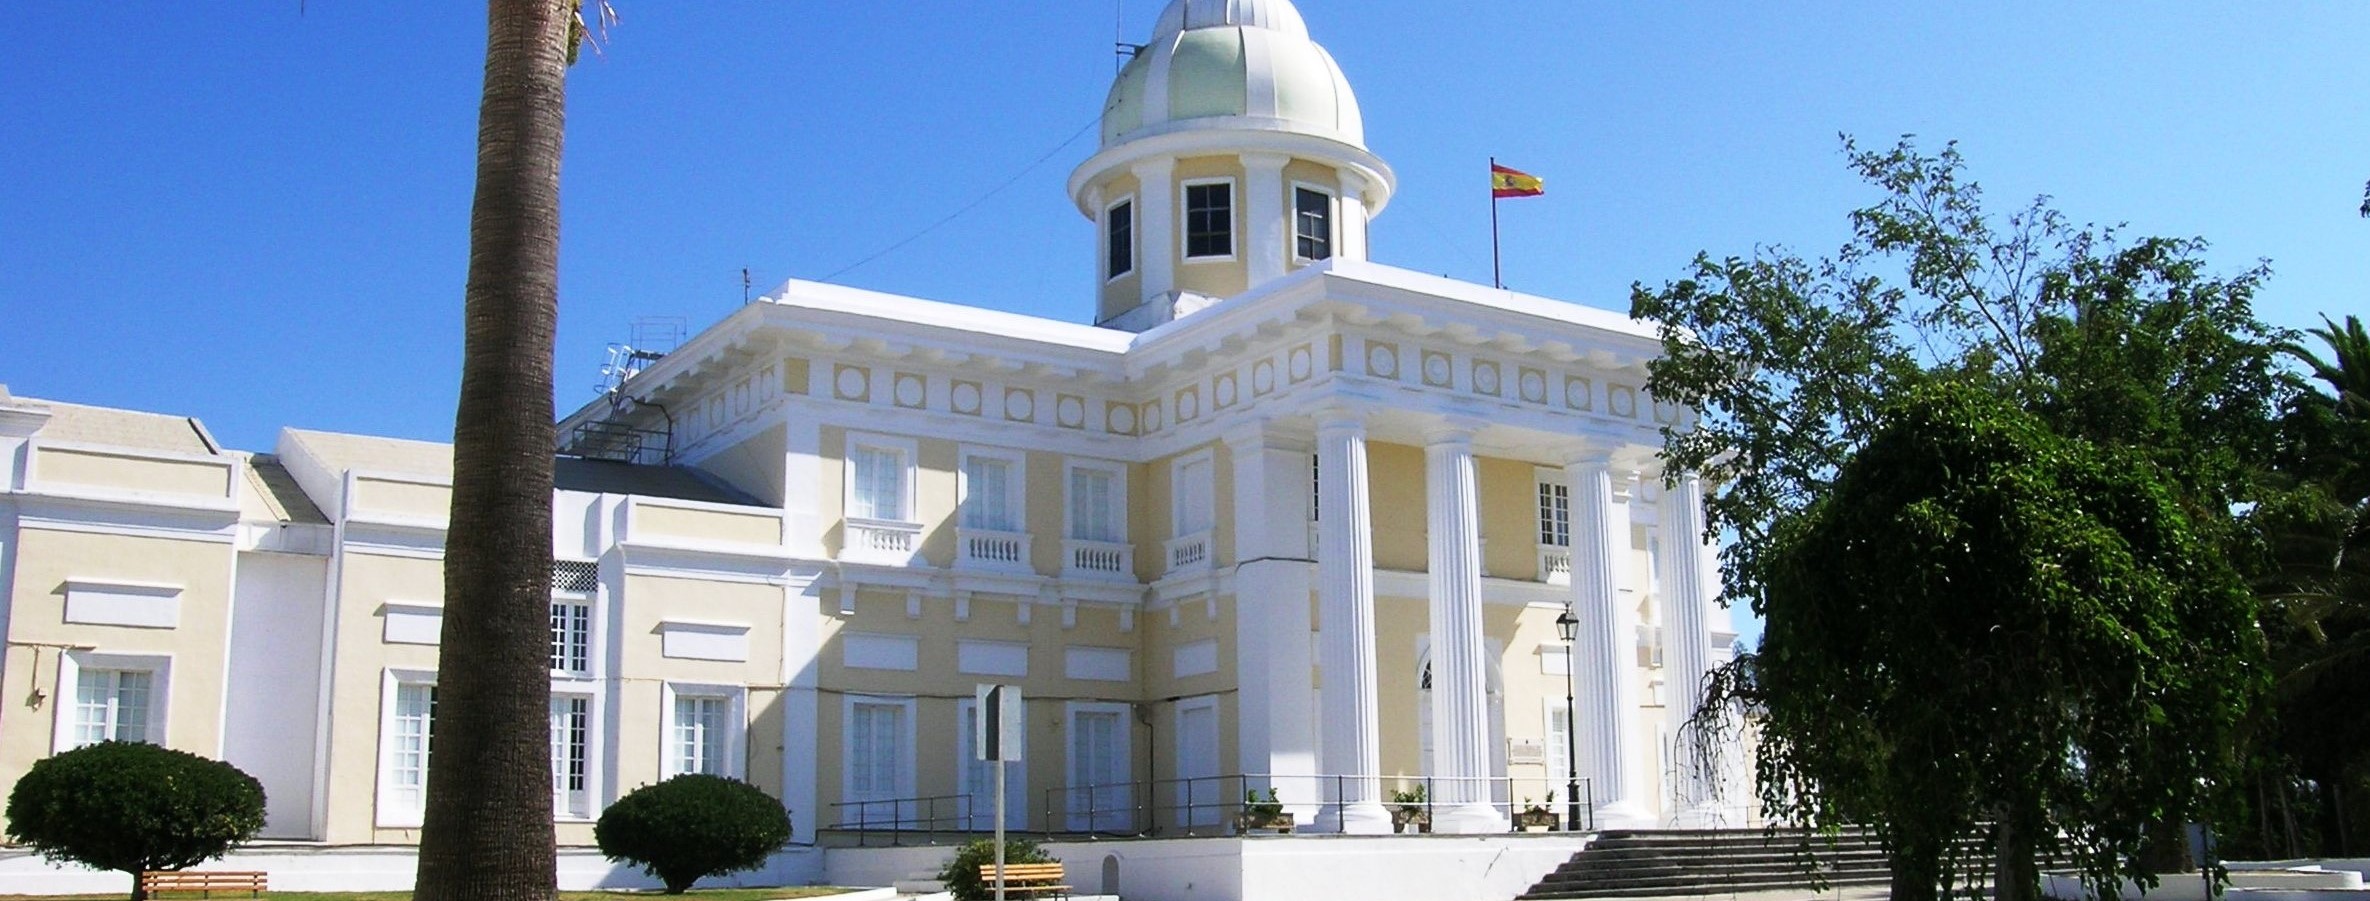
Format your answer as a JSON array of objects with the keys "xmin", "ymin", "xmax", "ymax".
[{"xmin": 1587, "ymin": 887, "xmax": 1894, "ymax": 901}]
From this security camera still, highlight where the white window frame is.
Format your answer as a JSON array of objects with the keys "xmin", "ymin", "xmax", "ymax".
[
  {"xmin": 550, "ymin": 692, "xmax": 596, "ymax": 821},
  {"xmin": 1290, "ymin": 182, "xmax": 1337, "ymax": 264},
  {"xmin": 1542, "ymin": 697, "xmax": 1574, "ymax": 798},
  {"xmin": 956, "ymin": 697, "xmax": 1026, "ymax": 830},
  {"xmin": 54, "ymin": 651, "xmax": 171, "ymax": 752},
  {"xmin": 375, "ymin": 668, "xmax": 438, "ymax": 828},
  {"xmin": 844, "ymin": 432, "xmax": 920, "ymax": 525},
  {"xmin": 958, "ymin": 446, "xmax": 1027, "ymax": 533},
  {"xmin": 663, "ymin": 682, "xmax": 746, "ymax": 779},
  {"xmin": 1064, "ymin": 700, "xmax": 1135, "ymax": 831},
  {"xmin": 843, "ymin": 694, "xmax": 918, "ymax": 806},
  {"xmin": 1104, "ymin": 194, "xmax": 1136, "ymax": 282},
  {"xmin": 550, "ymin": 598, "xmax": 594, "ymax": 677},
  {"xmin": 1170, "ymin": 449, "xmax": 1216, "ymax": 538},
  {"xmin": 1180, "ymin": 177, "xmax": 1237, "ymax": 262},
  {"xmin": 1535, "ymin": 469, "xmax": 1572, "ymax": 548},
  {"xmin": 1064, "ymin": 459, "xmax": 1129, "ymax": 543}
]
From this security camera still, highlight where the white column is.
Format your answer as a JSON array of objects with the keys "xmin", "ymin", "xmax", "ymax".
[
  {"xmin": 1568, "ymin": 453, "xmax": 1653, "ymax": 828},
  {"xmin": 1243, "ymin": 152, "xmax": 1290, "ymax": 287},
  {"xmin": 1315, "ymin": 411, "xmax": 1390, "ymax": 833},
  {"xmin": 1661, "ymin": 473, "xmax": 1718, "ymax": 825},
  {"xmin": 1130, "ymin": 157, "xmax": 1177, "ymax": 304},
  {"xmin": 780, "ymin": 568, "xmax": 827, "ymax": 844},
  {"xmin": 1227, "ymin": 427, "xmax": 1318, "ymax": 821},
  {"xmin": 1424, "ymin": 428, "xmax": 1503, "ymax": 832},
  {"xmin": 1335, "ymin": 169, "xmax": 1370, "ymax": 262}
]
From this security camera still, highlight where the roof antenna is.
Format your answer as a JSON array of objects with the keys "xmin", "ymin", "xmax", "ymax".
[
  {"xmin": 742, "ymin": 267, "xmax": 752, "ymax": 304},
  {"xmin": 1115, "ymin": 0, "xmax": 1144, "ymax": 71}
]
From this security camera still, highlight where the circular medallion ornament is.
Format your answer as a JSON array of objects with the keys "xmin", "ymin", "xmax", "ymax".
[
  {"xmin": 1216, "ymin": 375, "xmax": 1237, "ymax": 407},
  {"xmin": 1111, "ymin": 404, "xmax": 1137, "ymax": 433},
  {"xmin": 951, "ymin": 382, "xmax": 981, "ymax": 414},
  {"xmin": 1252, "ymin": 360, "xmax": 1276, "ymax": 394},
  {"xmin": 1004, "ymin": 389, "xmax": 1035, "ymax": 421},
  {"xmin": 1367, "ymin": 344, "xmax": 1397, "ymax": 378},
  {"xmin": 1058, "ymin": 396, "xmax": 1085, "ymax": 427},
  {"xmin": 1178, "ymin": 391, "xmax": 1199, "ymax": 421},
  {"xmin": 1520, "ymin": 370, "xmax": 1547, "ymax": 403},
  {"xmin": 835, "ymin": 367, "xmax": 867, "ymax": 400},
  {"xmin": 893, "ymin": 375, "xmax": 924, "ymax": 408},
  {"xmin": 1146, "ymin": 403, "xmax": 1164, "ymax": 432},
  {"xmin": 1474, "ymin": 362, "xmax": 1501, "ymax": 395},
  {"xmin": 1565, "ymin": 378, "xmax": 1591, "ymax": 410},
  {"xmin": 1423, "ymin": 353, "xmax": 1451, "ymax": 385},
  {"xmin": 1288, "ymin": 347, "xmax": 1314, "ymax": 381}
]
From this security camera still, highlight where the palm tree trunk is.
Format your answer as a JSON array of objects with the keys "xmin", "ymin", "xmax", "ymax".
[{"xmin": 413, "ymin": 2, "xmax": 569, "ymax": 899}]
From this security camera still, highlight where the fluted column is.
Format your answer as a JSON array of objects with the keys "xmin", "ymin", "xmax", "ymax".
[
  {"xmin": 1661, "ymin": 473, "xmax": 1718, "ymax": 825},
  {"xmin": 1568, "ymin": 453, "xmax": 1653, "ymax": 828},
  {"xmin": 1316, "ymin": 411, "xmax": 1390, "ymax": 833},
  {"xmin": 1425, "ymin": 428, "xmax": 1503, "ymax": 832}
]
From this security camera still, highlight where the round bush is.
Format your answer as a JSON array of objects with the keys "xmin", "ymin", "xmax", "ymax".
[
  {"xmin": 5, "ymin": 741, "xmax": 266, "ymax": 888},
  {"xmin": 937, "ymin": 837, "xmax": 1058, "ymax": 901},
  {"xmin": 595, "ymin": 774, "xmax": 792, "ymax": 894}
]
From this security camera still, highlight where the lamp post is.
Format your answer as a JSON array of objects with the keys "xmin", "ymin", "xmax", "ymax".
[{"xmin": 1554, "ymin": 608, "xmax": 1582, "ymax": 832}]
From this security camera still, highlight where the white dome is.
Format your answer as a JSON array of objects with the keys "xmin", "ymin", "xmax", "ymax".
[{"xmin": 1100, "ymin": 0, "xmax": 1365, "ymax": 149}]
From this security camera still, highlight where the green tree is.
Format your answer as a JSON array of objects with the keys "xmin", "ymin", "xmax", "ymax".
[
  {"xmin": 1750, "ymin": 383, "xmax": 2259, "ymax": 901},
  {"xmin": 594, "ymin": 775, "xmax": 793, "ymax": 894},
  {"xmin": 1634, "ymin": 137, "xmax": 2291, "ymax": 901},
  {"xmin": 412, "ymin": 3, "xmax": 595, "ymax": 899},
  {"xmin": 4, "ymin": 742, "xmax": 267, "ymax": 901}
]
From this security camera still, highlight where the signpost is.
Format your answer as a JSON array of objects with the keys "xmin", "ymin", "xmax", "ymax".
[{"xmin": 975, "ymin": 684, "xmax": 1024, "ymax": 901}]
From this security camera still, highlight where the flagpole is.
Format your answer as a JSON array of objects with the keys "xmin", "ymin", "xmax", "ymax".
[{"xmin": 1490, "ymin": 156, "xmax": 1504, "ymax": 289}]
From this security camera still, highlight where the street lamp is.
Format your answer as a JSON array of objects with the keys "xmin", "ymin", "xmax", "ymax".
[{"xmin": 1554, "ymin": 608, "xmax": 1582, "ymax": 832}]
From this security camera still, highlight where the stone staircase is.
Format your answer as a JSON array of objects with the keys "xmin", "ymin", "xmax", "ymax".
[{"xmin": 1519, "ymin": 828, "xmax": 1920, "ymax": 899}]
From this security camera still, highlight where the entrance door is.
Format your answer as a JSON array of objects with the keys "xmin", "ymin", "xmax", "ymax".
[{"xmin": 1068, "ymin": 704, "xmax": 1131, "ymax": 832}]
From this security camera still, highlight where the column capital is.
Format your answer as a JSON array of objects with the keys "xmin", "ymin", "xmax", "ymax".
[
  {"xmin": 1129, "ymin": 155, "xmax": 1177, "ymax": 181},
  {"xmin": 1562, "ymin": 446, "xmax": 1618, "ymax": 471},
  {"xmin": 1222, "ymin": 422, "xmax": 1310, "ymax": 455},
  {"xmin": 1336, "ymin": 167, "xmax": 1368, "ymax": 198},
  {"xmin": 1314, "ymin": 406, "xmax": 1368, "ymax": 435},
  {"xmin": 1422, "ymin": 425, "xmax": 1477, "ymax": 449}
]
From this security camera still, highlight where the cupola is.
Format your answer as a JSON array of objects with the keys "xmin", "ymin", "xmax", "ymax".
[{"xmin": 1070, "ymin": 0, "xmax": 1395, "ymax": 332}]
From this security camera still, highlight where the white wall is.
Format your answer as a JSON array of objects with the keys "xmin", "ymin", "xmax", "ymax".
[
  {"xmin": 824, "ymin": 835, "xmax": 1587, "ymax": 901},
  {"xmin": 0, "ymin": 845, "xmax": 825, "ymax": 894},
  {"xmin": 221, "ymin": 551, "xmax": 329, "ymax": 838}
]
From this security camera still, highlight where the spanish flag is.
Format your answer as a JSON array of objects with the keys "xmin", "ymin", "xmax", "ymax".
[{"xmin": 1491, "ymin": 163, "xmax": 1544, "ymax": 199}]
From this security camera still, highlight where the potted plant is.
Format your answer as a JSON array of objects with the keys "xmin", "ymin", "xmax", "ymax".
[
  {"xmin": 1389, "ymin": 784, "xmax": 1430, "ymax": 834},
  {"xmin": 1516, "ymin": 790, "xmax": 1558, "ymax": 832},
  {"xmin": 1235, "ymin": 788, "xmax": 1292, "ymax": 834}
]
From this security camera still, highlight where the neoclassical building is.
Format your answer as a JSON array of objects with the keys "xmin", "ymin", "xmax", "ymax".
[{"xmin": 0, "ymin": 0, "xmax": 1741, "ymax": 891}]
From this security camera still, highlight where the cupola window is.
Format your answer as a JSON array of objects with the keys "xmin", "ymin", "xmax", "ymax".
[
  {"xmin": 1294, "ymin": 186, "xmax": 1334, "ymax": 261},
  {"xmin": 1184, "ymin": 181, "xmax": 1234, "ymax": 259},
  {"xmin": 1106, "ymin": 198, "xmax": 1134, "ymax": 280}
]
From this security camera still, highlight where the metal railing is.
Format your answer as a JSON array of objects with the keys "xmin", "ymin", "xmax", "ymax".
[
  {"xmin": 822, "ymin": 793, "xmax": 978, "ymax": 847},
  {"xmin": 821, "ymin": 774, "xmax": 1596, "ymax": 847}
]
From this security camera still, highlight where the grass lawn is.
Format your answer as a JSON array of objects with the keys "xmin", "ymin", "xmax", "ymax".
[{"xmin": 0, "ymin": 889, "xmax": 852, "ymax": 901}]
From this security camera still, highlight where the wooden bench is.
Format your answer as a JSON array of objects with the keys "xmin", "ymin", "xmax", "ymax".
[
  {"xmin": 977, "ymin": 861, "xmax": 1070, "ymax": 899},
  {"xmin": 138, "ymin": 870, "xmax": 268, "ymax": 898}
]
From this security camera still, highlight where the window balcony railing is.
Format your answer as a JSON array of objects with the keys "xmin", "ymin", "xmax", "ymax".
[
  {"xmin": 844, "ymin": 517, "xmax": 923, "ymax": 566},
  {"xmin": 1538, "ymin": 545, "xmax": 1573, "ymax": 585},
  {"xmin": 958, "ymin": 527, "xmax": 1033, "ymax": 573},
  {"xmin": 1064, "ymin": 538, "xmax": 1133, "ymax": 581},
  {"xmin": 1165, "ymin": 530, "xmax": 1212, "ymax": 576}
]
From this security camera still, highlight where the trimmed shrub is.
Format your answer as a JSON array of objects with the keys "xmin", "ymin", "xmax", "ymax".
[
  {"xmin": 937, "ymin": 837, "xmax": 1059, "ymax": 901},
  {"xmin": 595, "ymin": 774, "xmax": 792, "ymax": 894},
  {"xmin": 4, "ymin": 741, "xmax": 266, "ymax": 899}
]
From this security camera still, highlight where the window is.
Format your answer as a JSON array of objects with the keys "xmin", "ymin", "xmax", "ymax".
[
  {"xmin": 669, "ymin": 690, "xmax": 735, "ymax": 777},
  {"xmin": 73, "ymin": 669, "xmax": 154, "ymax": 746},
  {"xmin": 847, "ymin": 697, "xmax": 914, "ymax": 804},
  {"xmin": 57, "ymin": 653, "xmax": 169, "ymax": 753},
  {"xmin": 551, "ymin": 695, "xmax": 591, "ymax": 818},
  {"xmin": 961, "ymin": 452, "xmax": 1021, "ymax": 532},
  {"xmin": 550, "ymin": 602, "xmax": 591, "ymax": 675},
  {"xmin": 1067, "ymin": 465, "xmax": 1124, "ymax": 543},
  {"xmin": 1538, "ymin": 481, "xmax": 1571, "ymax": 547},
  {"xmin": 1294, "ymin": 186, "xmax": 1334, "ymax": 261},
  {"xmin": 379, "ymin": 675, "xmax": 436, "ymax": 825},
  {"xmin": 1310, "ymin": 453, "xmax": 1320, "ymax": 522},
  {"xmin": 1544, "ymin": 700, "xmax": 1573, "ymax": 791},
  {"xmin": 1106, "ymin": 198, "xmax": 1134, "ymax": 280},
  {"xmin": 1184, "ymin": 181, "xmax": 1233, "ymax": 259},
  {"xmin": 1066, "ymin": 702, "xmax": 1132, "ymax": 831},
  {"xmin": 850, "ymin": 444, "xmax": 908, "ymax": 521},
  {"xmin": 1173, "ymin": 453, "xmax": 1214, "ymax": 537}
]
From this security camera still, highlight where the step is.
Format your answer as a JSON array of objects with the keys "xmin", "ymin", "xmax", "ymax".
[{"xmin": 1520, "ymin": 869, "xmax": 1895, "ymax": 900}]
